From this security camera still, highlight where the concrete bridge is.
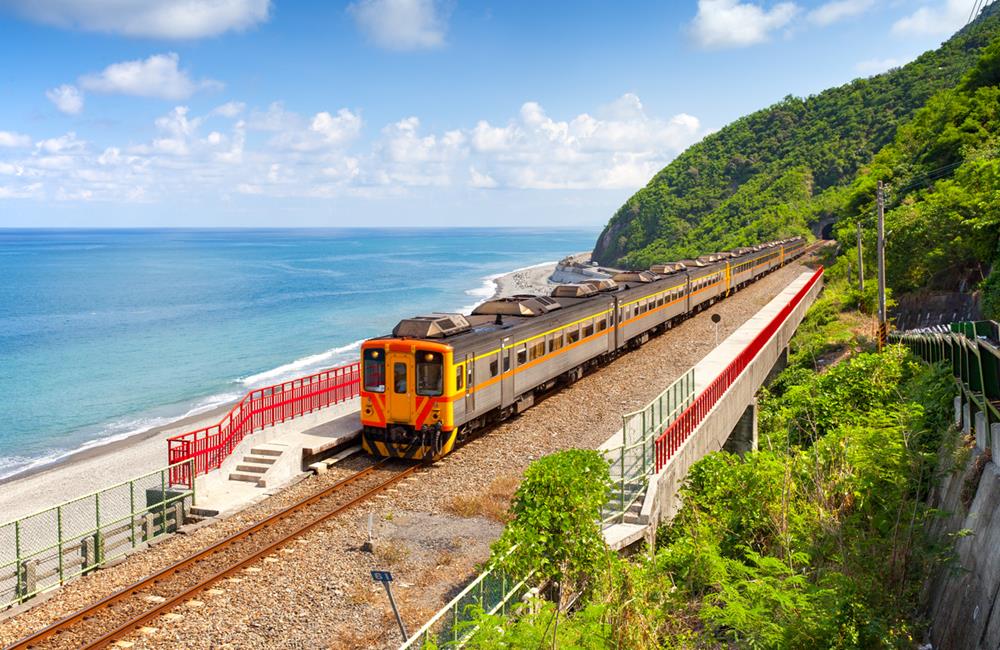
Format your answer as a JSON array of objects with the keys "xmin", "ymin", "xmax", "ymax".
[{"xmin": 603, "ymin": 267, "xmax": 825, "ymax": 550}]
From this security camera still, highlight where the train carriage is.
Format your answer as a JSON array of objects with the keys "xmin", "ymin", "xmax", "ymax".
[{"xmin": 360, "ymin": 236, "xmax": 807, "ymax": 460}]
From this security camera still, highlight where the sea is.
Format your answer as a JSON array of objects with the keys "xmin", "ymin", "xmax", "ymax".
[{"xmin": 0, "ymin": 228, "xmax": 598, "ymax": 480}]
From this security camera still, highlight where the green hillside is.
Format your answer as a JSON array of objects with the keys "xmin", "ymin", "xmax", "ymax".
[{"xmin": 593, "ymin": 3, "xmax": 1000, "ymax": 268}]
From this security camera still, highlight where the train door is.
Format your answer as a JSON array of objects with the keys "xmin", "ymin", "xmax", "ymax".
[
  {"xmin": 500, "ymin": 336, "xmax": 513, "ymax": 408},
  {"xmin": 464, "ymin": 352, "xmax": 475, "ymax": 416},
  {"xmin": 612, "ymin": 295, "xmax": 622, "ymax": 350},
  {"xmin": 387, "ymin": 351, "xmax": 412, "ymax": 423}
]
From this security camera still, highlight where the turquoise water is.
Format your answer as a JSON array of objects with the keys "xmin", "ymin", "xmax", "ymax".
[{"xmin": 0, "ymin": 228, "xmax": 597, "ymax": 478}]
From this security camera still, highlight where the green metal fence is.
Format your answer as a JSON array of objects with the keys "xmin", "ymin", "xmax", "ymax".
[
  {"xmin": 0, "ymin": 460, "xmax": 195, "ymax": 610},
  {"xmin": 891, "ymin": 321, "xmax": 1000, "ymax": 449},
  {"xmin": 601, "ymin": 368, "xmax": 695, "ymax": 524},
  {"xmin": 400, "ymin": 556, "xmax": 532, "ymax": 649}
]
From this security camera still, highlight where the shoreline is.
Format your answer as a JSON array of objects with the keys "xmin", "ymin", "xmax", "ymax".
[{"xmin": 0, "ymin": 254, "xmax": 579, "ymax": 522}]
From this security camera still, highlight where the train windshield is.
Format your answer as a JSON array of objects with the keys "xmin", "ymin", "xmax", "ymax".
[
  {"xmin": 363, "ymin": 349, "xmax": 385, "ymax": 393},
  {"xmin": 416, "ymin": 351, "xmax": 443, "ymax": 396}
]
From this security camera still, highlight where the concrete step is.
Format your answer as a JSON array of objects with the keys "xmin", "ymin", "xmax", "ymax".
[
  {"xmin": 230, "ymin": 472, "xmax": 264, "ymax": 483},
  {"xmin": 244, "ymin": 454, "xmax": 278, "ymax": 465},
  {"xmin": 250, "ymin": 447, "xmax": 284, "ymax": 457},
  {"xmin": 235, "ymin": 463, "xmax": 270, "ymax": 474},
  {"xmin": 190, "ymin": 506, "xmax": 220, "ymax": 518}
]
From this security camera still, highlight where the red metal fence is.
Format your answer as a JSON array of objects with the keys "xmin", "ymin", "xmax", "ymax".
[
  {"xmin": 167, "ymin": 362, "xmax": 361, "ymax": 487},
  {"xmin": 654, "ymin": 267, "xmax": 824, "ymax": 471}
]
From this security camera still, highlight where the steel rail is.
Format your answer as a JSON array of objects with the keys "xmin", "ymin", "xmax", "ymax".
[{"xmin": 6, "ymin": 461, "xmax": 419, "ymax": 650}]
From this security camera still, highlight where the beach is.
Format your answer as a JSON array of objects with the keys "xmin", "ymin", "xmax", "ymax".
[{"xmin": 0, "ymin": 254, "xmax": 586, "ymax": 523}]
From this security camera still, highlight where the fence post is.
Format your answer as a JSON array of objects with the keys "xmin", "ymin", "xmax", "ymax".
[
  {"xmin": 161, "ymin": 469, "xmax": 167, "ymax": 538},
  {"xmin": 129, "ymin": 478, "xmax": 136, "ymax": 548},
  {"xmin": 94, "ymin": 491, "xmax": 104, "ymax": 567},
  {"xmin": 57, "ymin": 505, "xmax": 64, "ymax": 584},
  {"xmin": 14, "ymin": 519, "xmax": 21, "ymax": 601}
]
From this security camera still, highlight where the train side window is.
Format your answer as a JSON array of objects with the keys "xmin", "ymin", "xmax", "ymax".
[
  {"xmin": 489, "ymin": 358, "xmax": 499, "ymax": 377},
  {"xmin": 566, "ymin": 326, "xmax": 580, "ymax": 344},
  {"xmin": 455, "ymin": 365, "xmax": 464, "ymax": 391},
  {"xmin": 549, "ymin": 333, "xmax": 564, "ymax": 353},
  {"xmin": 530, "ymin": 340, "xmax": 545, "ymax": 360},
  {"xmin": 597, "ymin": 317, "xmax": 607, "ymax": 331},
  {"xmin": 516, "ymin": 346, "xmax": 527, "ymax": 365},
  {"xmin": 582, "ymin": 322, "xmax": 594, "ymax": 338}
]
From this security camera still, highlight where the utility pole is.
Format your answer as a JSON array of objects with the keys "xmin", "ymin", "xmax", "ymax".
[
  {"xmin": 877, "ymin": 180, "xmax": 887, "ymax": 349},
  {"xmin": 856, "ymin": 221, "xmax": 865, "ymax": 293}
]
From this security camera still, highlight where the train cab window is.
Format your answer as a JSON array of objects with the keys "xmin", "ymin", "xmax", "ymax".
[
  {"xmin": 583, "ymin": 323, "xmax": 594, "ymax": 338},
  {"xmin": 416, "ymin": 351, "xmax": 443, "ymax": 396},
  {"xmin": 516, "ymin": 346, "xmax": 527, "ymax": 365},
  {"xmin": 393, "ymin": 362, "xmax": 408, "ymax": 394},
  {"xmin": 363, "ymin": 349, "xmax": 386, "ymax": 393},
  {"xmin": 455, "ymin": 365, "xmax": 464, "ymax": 391},
  {"xmin": 549, "ymin": 333, "xmax": 564, "ymax": 353},
  {"xmin": 489, "ymin": 358, "xmax": 499, "ymax": 377}
]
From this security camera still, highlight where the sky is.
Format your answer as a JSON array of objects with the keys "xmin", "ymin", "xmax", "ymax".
[{"xmin": 0, "ymin": 0, "xmax": 990, "ymax": 228}]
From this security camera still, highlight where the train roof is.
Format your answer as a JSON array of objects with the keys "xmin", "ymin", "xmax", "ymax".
[{"xmin": 373, "ymin": 238, "xmax": 806, "ymax": 348}]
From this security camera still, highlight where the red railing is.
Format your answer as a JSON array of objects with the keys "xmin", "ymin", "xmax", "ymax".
[
  {"xmin": 654, "ymin": 267, "xmax": 824, "ymax": 471},
  {"xmin": 167, "ymin": 361, "xmax": 361, "ymax": 487}
]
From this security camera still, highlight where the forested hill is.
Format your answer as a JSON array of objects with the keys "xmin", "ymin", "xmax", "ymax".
[{"xmin": 593, "ymin": 3, "xmax": 1000, "ymax": 267}]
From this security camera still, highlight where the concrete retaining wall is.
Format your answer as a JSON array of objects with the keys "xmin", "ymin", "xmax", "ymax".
[{"xmin": 925, "ymin": 395, "xmax": 1000, "ymax": 649}]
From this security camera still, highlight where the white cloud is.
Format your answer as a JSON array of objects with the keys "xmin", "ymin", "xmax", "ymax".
[
  {"xmin": 807, "ymin": 0, "xmax": 873, "ymax": 25},
  {"xmin": 211, "ymin": 101, "xmax": 246, "ymax": 118},
  {"xmin": 469, "ymin": 167, "xmax": 497, "ymax": 189},
  {"xmin": 35, "ymin": 132, "xmax": 86, "ymax": 154},
  {"xmin": 892, "ymin": 0, "xmax": 971, "ymax": 37},
  {"xmin": 80, "ymin": 53, "xmax": 220, "ymax": 101},
  {"xmin": 0, "ymin": 93, "xmax": 708, "ymax": 202},
  {"xmin": 0, "ymin": 131, "xmax": 31, "ymax": 147},
  {"xmin": 690, "ymin": 0, "xmax": 799, "ymax": 49},
  {"xmin": 855, "ymin": 57, "xmax": 903, "ymax": 75},
  {"xmin": 348, "ymin": 0, "xmax": 447, "ymax": 50},
  {"xmin": 2, "ymin": 0, "xmax": 271, "ymax": 39},
  {"xmin": 46, "ymin": 84, "xmax": 84, "ymax": 115}
]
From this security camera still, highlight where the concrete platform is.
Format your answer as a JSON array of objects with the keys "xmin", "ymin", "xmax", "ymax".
[
  {"xmin": 192, "ymin": 400, "xmax": 362, "ymax": 518},
  {"xmin": 299, "ymin": 414, "xmax": 363, "ymax": 458}
]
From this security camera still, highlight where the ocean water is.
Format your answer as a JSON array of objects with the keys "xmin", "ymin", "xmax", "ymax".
[{"xmin": 0, "ymin": 228, "xmax": 598, "ymax": 479}]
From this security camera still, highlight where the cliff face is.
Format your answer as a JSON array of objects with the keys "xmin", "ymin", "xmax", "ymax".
[
  {"xmin": 591, "ymin": 3, "xmax": 1000, "ymax": 268},
  {"xmin": 924, "ymin": 403, "xmax": 1000, "ymax": 648}
]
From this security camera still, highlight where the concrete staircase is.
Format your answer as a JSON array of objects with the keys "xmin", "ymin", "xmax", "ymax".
[{"xmin": 229, "ymin": 443, "xmax": 287, "ymax": 487}]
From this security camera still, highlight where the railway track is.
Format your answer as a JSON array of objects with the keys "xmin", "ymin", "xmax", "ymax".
[{"xmin": 5, "ymin": 461, "xmax": 419, "ymax": 650}]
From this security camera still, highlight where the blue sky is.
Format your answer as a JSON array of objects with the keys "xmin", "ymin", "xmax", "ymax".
[{"xmin": 0, "ymin": 0, "xmax": 987, "ymax": 227}]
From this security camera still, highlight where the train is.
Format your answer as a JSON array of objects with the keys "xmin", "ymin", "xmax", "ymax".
[{"xmin": 358, "ymin": 236, "xmax": 807, "ymax": 460}]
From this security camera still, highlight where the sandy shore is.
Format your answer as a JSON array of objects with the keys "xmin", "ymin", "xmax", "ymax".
[
  {"xmin": 0, "ymin": 402, "xmax": 236, "ymax": 523},
  {"xmin": 490, "ymin": 251, "xmax": 600, "ymax": 300},
  {"xmin": 0, "ymin": 252, "xmax": 595, "ymax": 524}
]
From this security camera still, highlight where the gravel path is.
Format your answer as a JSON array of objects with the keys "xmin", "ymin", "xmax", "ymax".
[{"xmin": 0, "ymin": 260, "xmax": 815, "ymax": 650}]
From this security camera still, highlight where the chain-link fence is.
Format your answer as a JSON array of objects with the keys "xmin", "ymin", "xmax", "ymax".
[
  {"xmin": 602, "ymin": 368, "xmax": 695, "ymax": 524},
  {"xmin": 0, "ymin": 460, "xmax": 194, "ymax": 610}
]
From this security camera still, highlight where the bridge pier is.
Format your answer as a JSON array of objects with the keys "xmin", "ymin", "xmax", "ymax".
[{"xmin": 723, "ymin": 399, "xmax": 757, "ymax": 455}]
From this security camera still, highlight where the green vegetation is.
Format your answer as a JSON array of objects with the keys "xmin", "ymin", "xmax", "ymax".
[
  {"xmin": 592, "ymin": 4, "xmax": 1000, "ymax": 270},
  {"xmin": 836, "ymin": 38, "xmax": 1000, "ymax": 308},
  {"xmin": 457, "ymin": 277, "xmax": 959, "ymax": 649}
]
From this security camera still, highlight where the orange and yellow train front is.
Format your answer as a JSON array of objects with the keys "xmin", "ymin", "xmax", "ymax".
[{"xmin": 359, "ymin": 338, "xmax": 459, "ymax": 460}]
